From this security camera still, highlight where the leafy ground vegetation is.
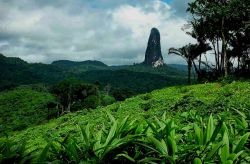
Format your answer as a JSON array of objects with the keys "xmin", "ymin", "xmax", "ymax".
[
  {"xmin": 0, "ymin": 86, "xmax": 55, "ymax": 134},
  {"xmin": 0, "ymin": 81, "xmax": 250, "ymax": 163},
  {"xmin": 0, "ymin": 81, "xmax": 117, "ymax": 135}
]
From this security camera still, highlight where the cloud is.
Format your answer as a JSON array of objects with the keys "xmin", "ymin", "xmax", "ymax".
[
  {"xmin": 170, "ymin": 0, "xmax": 192, "ymax": 18},
  {"xmin": 0, "ymin": 0, "xmax": 195, "ymax": 65}
]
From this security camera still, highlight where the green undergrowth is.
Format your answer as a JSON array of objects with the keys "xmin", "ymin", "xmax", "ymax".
[
  {"xmin": 8, "ymin": 82, "xmax": 250, "ymax": 146},
  {"xmin": 1, "ymin": 81, "xmax": 250, "ymax": 163},
  {"xmin": 0, "ymin": 86, "xmax": 55, "ymax": 134}
]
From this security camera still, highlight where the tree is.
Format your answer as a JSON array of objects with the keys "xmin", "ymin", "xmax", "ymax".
[
  {"xmin": 169, "ymin": 43, "xmax": 211, "ymax": 83},
  {"xmin": 51, "ymin": 78, "xmax": 100, "ymax": 114},
  {"xmin": 169, "ymin": 45, "xmax": 193, "ymax": 84},
  {"xmin": 187, "ymin": 0, "xmax": 250, "ymax": 77}
]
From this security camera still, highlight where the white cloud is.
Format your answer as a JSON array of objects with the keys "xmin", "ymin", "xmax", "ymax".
[
  {"xmin": 111, "ymin": 1, "xmax": 196, "ymax": 64},
  {"xmin": 0, "ymin": 0, "xmax": 196, "ymax": 65},
  {"xmin": 0, "ymin": 41, "xmax": 9, "ymax": 48}
]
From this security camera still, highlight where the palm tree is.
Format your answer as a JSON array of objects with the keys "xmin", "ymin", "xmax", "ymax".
[
  {"xmin": 169, "ymin": 43, "xmax": 211, "ymax": 84},
  {"xmin": 169, "ymin": 44, "xmax": 194, "ymax": 84}
]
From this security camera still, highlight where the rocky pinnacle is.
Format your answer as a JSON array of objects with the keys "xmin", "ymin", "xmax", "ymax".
[{"xmin": 143, "ymin": 28, "xmax": 164, "ymax": 67}]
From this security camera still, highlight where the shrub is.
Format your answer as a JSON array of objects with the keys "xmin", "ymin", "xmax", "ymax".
[
  {"xmin": 83, "ymin": 95, "xmax": 100, "ymax": 109},
  {"xmin": 0, "ymin": 138, "xmax": 34, "ymax": 163},
  {"xmin": 111, "ymin": 89, "xmax": 135, "ymax": 101},
  {"xmin": 101, "ymin": 95, "xmax": 116, "ymax": 106},
  {"xmin": 50, "ymin": 78, "xmax": 100, "ymax": 112},
  {"xmin": 140, "ymin": 93, "xmax": 152, "ymax": 100},
  {"xmin": 140, "ymin": 102, "xmax": 152, "ymax": 111}
]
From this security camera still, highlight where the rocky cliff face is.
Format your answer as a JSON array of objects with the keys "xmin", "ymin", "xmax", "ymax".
[{"xmin": 143, "ymin": 28, "xmax": 164, "ymax": 67}]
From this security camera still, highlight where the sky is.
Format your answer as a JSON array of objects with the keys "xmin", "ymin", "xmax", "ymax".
[{"xmin": 0, "ymin": 0, "xmax": 195, "ymax": 65}]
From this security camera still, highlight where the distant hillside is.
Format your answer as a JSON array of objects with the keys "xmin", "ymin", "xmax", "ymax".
[
  {"xmin": 51, "ymin": 60, "xmax": 109, "ymax": 73},
  {"xmin": 52, "ymin": 60, "xmax": 107, "ymax": 67},
  {"xmin": 168, "ymin": 64, "xmax": 188, "ymax": 71},
  {"xmin": 79, "ymin": 69, "xmax": 185, "ymax": 94},
  {"xmin": 125, "ymin": 64, "xmax": 186, "ymax": 77},
  {"xmin": 0, "ymin": 54, "xmax": 72, "ymax": 90},
  {"xmin": 0, "ymin": 54, "xmax": 188, "ymax": 94}
]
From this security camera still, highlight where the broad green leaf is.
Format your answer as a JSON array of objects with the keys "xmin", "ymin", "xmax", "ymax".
[
  {"xmin": 210, "ymin": 120, "xmax": 223, "ymax": 142},
  {"xmin": 117, "ymin": 116, "xmax": 129, "ymax": 135},
  {"xmin": 220, "ymin": 130, "xmax": 230, "ymax": 163},
  {"xmin": 235, "ymin": 117, "xmax": 248, "ymax": 130},
  {"xmin": 138, "ymin": 157, "xmax": 161, "ymax": 163},
  {"xmin": 194, "ymin": 123, "xmax": 202, "ymax": 145},
  {"xmin": 232, "ymin": 108, "xmax": 246, "ymax": 118},
  {"xmin": 162, "ymin": 111, "xmax": 167, "ymax": 121},
  {"xmin": 116, "ymin": 153, "xmax": 136, "ymax": 163},
  {"xmin": 65, "ymin": 139, "xmax": 79, "ymax": 163},
  {"xmin": 167, "ymin": 136, "xmax": 177, "ymax": 156},
  {"xmin": 206, "ymin": 141, "xmax": 224, "ymax": 159},
  {"xmin": 148, "ymin": 136, "xmax": 168, "ymax": 156},
  {"xmin": 80, "ymin": 124, "xmax": 90, "ymax": 147},
  {"xmin": 233, "ymin": 132, "xmax": 250, "ymax": 154},
  {"xmin": 146, "ymin": 120, "xmax": 158, "ymax": 134},
  {"xmin": 228, "ymin": 150, "xmax": 244, "ymax": 161},
  {"xmin": 205, "ymin": 114, "xmax": 214, "ymax": 143},
  {"xmin": 107, "ymin": 112, "xmax": 116, "ymax": 123},
  {"xmin": 193, "ymin": 157, "xmax": 202, "ymax": 164},
  {"xmin": 155, "ymin": 117, "xmax": 165, "ymax": 130},
  {"xmin": 168, "ymin": 120, "xmax": 176, "ymax": 138},
  {"xmin": 36, "ymin": 142, "xmax": 51, "ymax": 162},
  {"xmin": 221, "ymin": 123, "xmax": 228, "ymax": 134},
  {"xmin": 104, "ymin": 121, "xmax": 118, "ymax": 146}
]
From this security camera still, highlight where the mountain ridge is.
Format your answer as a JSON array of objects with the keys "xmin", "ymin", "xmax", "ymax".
[
  {"xmin": 51, "ymin": 60, "xmax": 108, "ymax": 67},
  {"xmin": 0, "ymin": 54, "xmax": 188, "ymax": 94}
]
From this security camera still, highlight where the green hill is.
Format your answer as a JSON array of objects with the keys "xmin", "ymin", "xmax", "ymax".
[
  {"xmin": 0, "ymin": 54, "xmax": 71, "ymax": 90},
  {"xmin": 0, "ymin": 54, "xmax": 188, "ymax": 95},
  {"xmin": 0, "ymin": 86, "xmax": 55, "ymax": 134},
  {"xmin": 3, "ymin": 81, "xmax": 250, "ymax": 163},
  {"xmin": 52, "ymin": 60, "xmax": 108, "ymax": 68},
  {"xmin": 51, "ymin": 60, "xmax": 109, "ymax": 73}
]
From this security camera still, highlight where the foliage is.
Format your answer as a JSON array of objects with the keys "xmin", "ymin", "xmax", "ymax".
[
  {"xmin": 187, "ymin": 0, "xmax": 250, "ymax": 77},
  {"xmin": 0, "ymin": 54, "xmax": 69, "ymax": 91},
  {"xmin": 1, "ymin": 111, "xmax": 250, "ymax": 163},
  {"xmin": 50, "ymin": 78, "xmax": 100, "ymax": 113},
  {"xmin": 0, "ymin": 81, "xmax": 249, "ymax": 163},
  {"xmin": 0, "ymin": 86, "xmax": 55, "ymax": 135},
  {"xmin": 83, "ymin": 95, "xmax": 100, "ymax": 109},
  {"xmin": 101, "ymin": 95, "xmax": 116, "ymax": 106},
  {"xmin": 0, "ymin": 138, "xmax": 35, "ymax": 163},
  {"xmin": 169, "ymin": 43, "xmax": 211, "ymax": 83},
  {"xmin": 111, "ymin": 88, "xmax": 135, "ymax": 101}
]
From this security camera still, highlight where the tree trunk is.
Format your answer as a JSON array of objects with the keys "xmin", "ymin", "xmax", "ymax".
[
  {"xmin": 188, "ymin": 58, "xmax": 192, "ymax": 84},
  {"xmin": 192, "ymin": 60, "xmax": 200, "ymax": 80},
  {"xmin": 238, "ymin": 56, "xmax": 240, "ymax": 71},
  {"xmin": 198, "ymin": 55, "xmax": 201, "ymax": 70},
  {"xmin": 216, "ymin": 37, "xmax": 221, "ymax": 72},
  {"xmin": 222, "ymin": 38, "xmax": 228, "ymax": 76},
  {"xmin": 221, "ymin": 17, "xmax": 228, "ymax": 77},
  {"xmin": 212, "ymin": 41, "xmax": 218, "ymax": 70}
]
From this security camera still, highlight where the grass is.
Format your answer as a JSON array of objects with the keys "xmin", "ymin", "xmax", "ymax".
[{"xmin": 1, "ymin": 81, "xmax": 250, "ymax": 163}]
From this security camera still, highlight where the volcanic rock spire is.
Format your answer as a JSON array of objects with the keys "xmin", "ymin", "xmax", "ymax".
[{"xmin": 143, "ymin": 28, "xmax": 164, "ymax": 67}]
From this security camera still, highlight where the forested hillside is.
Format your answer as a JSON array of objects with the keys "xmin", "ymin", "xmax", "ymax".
[{"xmin": 0, "ymin": 54, "xmax": 187, "ymax": 95}]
